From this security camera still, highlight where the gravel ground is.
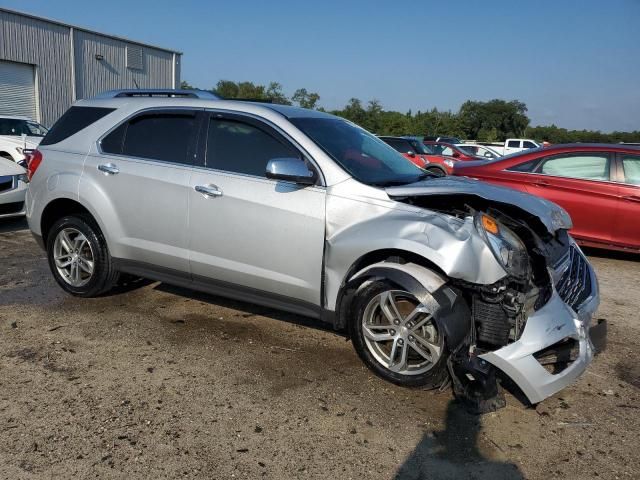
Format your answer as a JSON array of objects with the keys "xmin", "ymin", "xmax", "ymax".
[{"xmin": 0, "ymin": 217, "xmax": 638, "ymax": 479}]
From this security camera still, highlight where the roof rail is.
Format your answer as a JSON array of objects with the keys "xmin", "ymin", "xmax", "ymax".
[{"xmin": 94, "ymin": 89, "xmax": 220, "ymax": 100}]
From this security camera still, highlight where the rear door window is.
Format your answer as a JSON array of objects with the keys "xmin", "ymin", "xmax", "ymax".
[
  {"xmin": 522, "ymin": 141, "xmax": 537, "ymax": 149},
  {"xmin": 101, "ymin": 111, "xmax": 198, "ymax": 165},
  {"xmin": 538, "ymin": 153, "xmax": 610, "ymax": 181},
  {"xmin": 205, "ymin": 118, "xmax": 300, "ymax": 177},
  {"xmin": 621, "ymin": 155, "xmax": 640, "ymax": 186}
]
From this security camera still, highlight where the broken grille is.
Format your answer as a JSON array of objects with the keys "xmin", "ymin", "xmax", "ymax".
[{"xmin": 555, "ymin": 246, "xmax": 591, "ymax": 311}]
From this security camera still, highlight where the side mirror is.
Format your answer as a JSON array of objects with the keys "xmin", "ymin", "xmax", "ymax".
[
  {"xmin": 266, "ymin": 158, "xmax": 316, "ymax": 185},
  {"xmin": 452, "ymin": 151, "xmax": 461, "ymax": 158},
  {"xmin": 407, "ymin": 151, "xmax": 416, "ymax": 158}
]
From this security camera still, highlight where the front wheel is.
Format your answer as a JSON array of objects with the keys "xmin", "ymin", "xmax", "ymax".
[
  {"xmin": 425, "ymin": 166, "xmax": 446, "ymax": 177},
  {"xmin": 46, "ymin": 214, "xmax": 119, "ymax": 297},
  {"xmin": 350, "ymin": 280, "xmax": 449, "ymax": 389}
]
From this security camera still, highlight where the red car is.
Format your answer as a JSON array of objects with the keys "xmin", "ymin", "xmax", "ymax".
[
  {"xmin": 422, "ymin": 141, "xmax": 484, "ymax": 174},
  {"xmin": 452, "ymin": 144, "xmax": 640, "ymax": 252},
  {"xmin": 379, "ymin": 136, "xmax": 448, "ymax": 175}
]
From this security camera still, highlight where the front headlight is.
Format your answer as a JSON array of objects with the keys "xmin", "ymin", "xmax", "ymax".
[{"xmin": 475, "ymin": 213, "xmax": 530, "ymax": 279}]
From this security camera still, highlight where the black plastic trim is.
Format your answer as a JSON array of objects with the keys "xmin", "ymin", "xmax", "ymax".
[{"xmin": 112, "ymin": 258, "xmax": 323, "ymax": 321}]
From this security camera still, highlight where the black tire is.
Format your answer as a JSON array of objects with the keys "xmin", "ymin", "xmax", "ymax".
[
  {"xmin": 349, "ymin": 279, "xmax": 449, "ymax": 389},
  {"xmin": 46, "ymin": 214, "xmax": 119, "ymax": 297},
  {"xmin": 425, "ymin": 166, "xmax": 446, "ymax": 177}
]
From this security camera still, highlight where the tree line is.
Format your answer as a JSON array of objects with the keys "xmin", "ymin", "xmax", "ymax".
[{"xmin": 181, "ymin": 80, "xmax": 640, "ymax": 144}]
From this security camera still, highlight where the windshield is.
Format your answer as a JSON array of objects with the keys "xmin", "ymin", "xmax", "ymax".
[
  {"xmin": 291, "ymin": 117, "xmax": 429, "ymax": 186},
  {"xmin": 0, "ymin": 118, "xmax": 49, "ymax": 137}
]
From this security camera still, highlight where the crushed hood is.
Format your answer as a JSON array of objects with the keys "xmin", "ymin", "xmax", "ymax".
[{"xmin": 385, "ymin": 176, "xmax": 572, "ymax": 234}]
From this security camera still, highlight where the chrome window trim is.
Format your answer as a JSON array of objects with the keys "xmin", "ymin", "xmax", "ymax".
[
  {"xmin": 94, "ymin": 106, "xmax": 326, "ymax": 187},
  {"xmin": 502, "ymin": 152, "xmax": 622, "ymax": 185},
  {"xmin": 200, "ymin": 108, "xmax": 327, "ymax": 187},
  {"xmin": 189, "ymin": 163, "xmax": 326, "ymax": 192},
  {"xmin": 95, "ymin": 106, "xmax": 203, "ymax": 166}
]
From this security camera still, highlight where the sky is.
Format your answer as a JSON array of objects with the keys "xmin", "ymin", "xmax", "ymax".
[{"xmin": 2, "ymin": 0, "xmax": 639, "ymax": 132}]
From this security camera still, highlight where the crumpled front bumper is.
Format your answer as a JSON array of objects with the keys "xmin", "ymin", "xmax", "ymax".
[{"xmin": 479, "ymin": 248, "xmax": 602, "ymax": 404}]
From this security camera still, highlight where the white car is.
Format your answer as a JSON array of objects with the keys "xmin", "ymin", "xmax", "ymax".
[
  {"xmin": 456, "ymin": 144, "xmax": 502, "ymax": 159},
  {"xmin": 0, "ymin": 115, "xmax": 47, "ymax": 162},
  {"xmin": 0, "ymin": 155, "xmax": 28, "ymax": 218}
]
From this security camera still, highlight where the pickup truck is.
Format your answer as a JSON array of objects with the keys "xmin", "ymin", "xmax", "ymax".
[{"xmin": 475, "ymin": 138, "xmax": 540, "ymax": 156}]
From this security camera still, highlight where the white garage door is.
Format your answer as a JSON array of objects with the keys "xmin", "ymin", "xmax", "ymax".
[{"xmin": 0, "ymin": 60, "xmax": 37, "ymax": 121}]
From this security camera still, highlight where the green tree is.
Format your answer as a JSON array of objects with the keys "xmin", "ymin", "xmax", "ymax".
[
  {"xmin": 292, "ymin": 88, "xmax": 321, "ymax": 109},
  {"xmin": 458, "ymin": 99, "xmax": 529, "ymax": 140},
  {"xmin": 265, "ymin": 82, "xmax": 291, "ymax": 105},
  {"xmin": 214, "ymin": 80, "xmax": 240, "ymax": 99}
]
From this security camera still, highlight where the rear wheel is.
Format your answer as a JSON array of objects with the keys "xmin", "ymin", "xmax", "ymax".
[
  {"xmin": 350, "ymin": 280, "xmax": 449, "ymax": 389},
  {"xmin": 46, "ymin": 214, "xmax": 119, "ymax": 297}
]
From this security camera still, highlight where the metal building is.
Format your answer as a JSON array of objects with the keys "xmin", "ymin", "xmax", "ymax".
[{"xmin": 0, "ymin": 7, "xmax": 181, "ymax": 127}]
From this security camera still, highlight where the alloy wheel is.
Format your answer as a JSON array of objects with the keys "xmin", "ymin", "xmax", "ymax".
[
  {"xmin": 53, "ymin": 228, "xmax": 95, "ymax": 287},
  {"xmin": 361, "ymin": 290, "xmax": 443, "ymax": 375}
]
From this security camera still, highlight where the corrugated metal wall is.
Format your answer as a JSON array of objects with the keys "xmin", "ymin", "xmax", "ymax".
[
  {"xmin": 0, "ymin": 9, "xmax": 72, "ymax": 127},
  {"xmin": 74, "ymin": 30, "xmax": 178, "ymax": 100},
  {"xmin": 0, "ymin": 9, "xmax": 181, "ymax": 127}
]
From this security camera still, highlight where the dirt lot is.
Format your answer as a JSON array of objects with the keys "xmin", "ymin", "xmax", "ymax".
[{"xmin": 0, "ymin": 217, "xmax": 638, "ymax": 479}]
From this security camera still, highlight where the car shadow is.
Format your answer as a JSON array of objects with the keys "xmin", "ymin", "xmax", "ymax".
[
  {"xmin": 394, "ymin": 400, "xmax": 524, "ymax": 480},
  {"xmin": 0, "ymin": 217, "xmax": 28, "ymax": 233},
  {"xmin": 152, "ymin": 282, "xmax": 345, "ymax": 336},
  {"xmin": 582, "ymin": 246, "xmax": 639, "ymax": 262}
]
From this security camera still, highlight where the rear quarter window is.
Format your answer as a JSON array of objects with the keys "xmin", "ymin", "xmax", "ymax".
[{"xmin": 40, "ymin": 107, "xmax": 115, "ymax": 146}]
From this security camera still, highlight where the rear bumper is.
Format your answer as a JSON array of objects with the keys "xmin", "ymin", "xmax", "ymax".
[{"xmin": 479, "ymin": 252, "xmax": 602, "ymax": 404}]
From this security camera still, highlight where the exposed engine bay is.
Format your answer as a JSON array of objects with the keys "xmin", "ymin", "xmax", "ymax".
[{"xmin": 393, "ymin": 193, "xmax": 580, "ymax": 412}]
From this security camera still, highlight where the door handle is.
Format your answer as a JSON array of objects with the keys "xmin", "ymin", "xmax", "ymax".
[
  {"xmin": 533, "ymin": 180, "xmax": 550, "ymax": 187},
  {"xmin": 98, "ymin": 163, "xmax": 119, "ymax": 175},
  {"xmin": 622, "ymin": 195, "xmax": 640, "ymax": 203},
  {"xmin": 195, "ymin": 184, "xmax": 223, "ymax": 198}
]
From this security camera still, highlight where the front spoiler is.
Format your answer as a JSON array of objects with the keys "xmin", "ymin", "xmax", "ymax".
[{"xmin": 479, "ymin": 260, "xmax": 602, "ymax": 404}]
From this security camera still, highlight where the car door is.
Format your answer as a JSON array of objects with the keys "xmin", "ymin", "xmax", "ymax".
[
  {"xmin": 188, "ymin": 112, "xmax": 326, "ymax": 307},
  {"xmin": 83, "ymin": 109, "xmax": 200, "ymax": 272},
  {"xmin": 614, "ymin": 153, "xmax": 640, "ymax": 248},
  {"xmin": 525, "ymin": 152, "xmax": 617, "ymax": 245}
]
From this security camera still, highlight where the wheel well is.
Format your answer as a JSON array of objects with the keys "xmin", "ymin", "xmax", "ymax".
[
  {"xmin": 40, "ymin": 199, "xmax": 92, "ymax": 246},
  {"xmin": 333, "ymin": 249, "xmax": 447, "ymax": 331},
  {"xmin": 425, "ymin": 165, "xmax": 446, "ymax": 174}
]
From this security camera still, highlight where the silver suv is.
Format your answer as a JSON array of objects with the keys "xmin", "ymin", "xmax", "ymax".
[{"xmin": 26, "ymin": 89, "xmax": 604, "ymax": 409}]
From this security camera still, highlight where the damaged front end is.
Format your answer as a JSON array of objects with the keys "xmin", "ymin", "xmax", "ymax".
[{"xmin": 387, "ymin": 182, "xmax": 604, "ymax": 412}]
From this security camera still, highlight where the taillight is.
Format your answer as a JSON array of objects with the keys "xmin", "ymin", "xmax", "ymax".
[{"xmin": 27, "ymin": 149, "xmax": 43, "ymax": 181}]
